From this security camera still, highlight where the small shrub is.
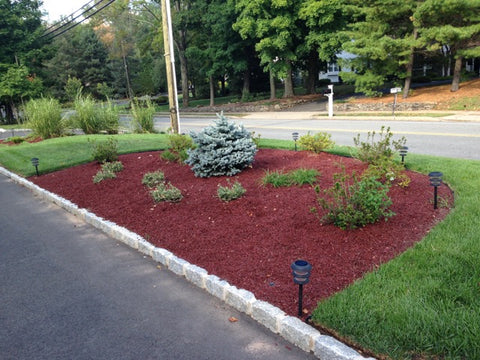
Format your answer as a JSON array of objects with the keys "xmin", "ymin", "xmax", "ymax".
[
  {"xmin": 250, "ymin": 131, "xmax": 262, "ymax": 147},
  {"xmin": 142, "ymin": 170, "xmax": 165, "ymax": 188},
  {"xmin": 185, "ymin": 112, "xmax": 257, "ymax": 178},
  {"xmin": 92, "ymin": 161, "xmax": 123, "ymax": 183},
  {"xmin": 362, "ymin": 157, "xmax": 411, "ymax": 188},
  {"xmin": 161, "ymin": 133, "xmax": 195, "ymax": 163},
  {"xmin": 353, "ymin": 126, "xmax": 406, "ymax": 165},
  {"xmin": 101, "ymin": 161, "xmax": 123, "ymax": 173},
  {"xmin": 217, "ymin": 180, "xmax": 246, "ymax": 202},
  {"xmin": 262, "ymin": 168, "xmax": 320, "ymax": 187},
  {"xmin": 23, "ymin": 97, "xmax": 64, "ymax": 138},
  {"xmin": 5, "ymin": 136, "xmax": 25, "ymax": 144},
  {"xmin": 131, "ymin": 98, "xmax": 156, "ymax": 133},
  {"xmin": 93, "ymin": 170, "xmax": 116, "ymax": 183},
  {"xmin": 150, "ymin": 183, "xmax": 183, "ymax": 203},
  {"xmin": 64, "ymin": 76, "xmax": 83, "ymax": 102},
  {"xmin": 91, "ymin": 137, "xmax": 118, "ymax": 163},
  {"xmin": 298, "ymin": 132, "xmax": 334, "ymax": 153},
  {"xmin": 313, "ymin": 167, "xmax": 394, "ymax": 230}
]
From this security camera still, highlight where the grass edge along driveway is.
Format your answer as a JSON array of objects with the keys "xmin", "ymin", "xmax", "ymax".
[{"xmin": 1, "ymin": 135, "xmax": 479, "ymax": 359}]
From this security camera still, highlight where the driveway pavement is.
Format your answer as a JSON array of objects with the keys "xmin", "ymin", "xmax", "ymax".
[{"xmin": 0, "ymin": 174, "xmax": 316, "ymax": 360}]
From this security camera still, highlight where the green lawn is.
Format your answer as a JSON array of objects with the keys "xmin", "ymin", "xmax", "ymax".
[{"xmin": 0, "ymin": 134, "xmax": 479, "ymax": 359}]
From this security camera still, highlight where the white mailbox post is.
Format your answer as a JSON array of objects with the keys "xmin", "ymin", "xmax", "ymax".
[
  {"xmin": 390, "ymin": 87, "xmax": 402, "ymax": 116},
  {"xmin": 324, "ymin": 84, "xmax": 334, "ymax": 118}
]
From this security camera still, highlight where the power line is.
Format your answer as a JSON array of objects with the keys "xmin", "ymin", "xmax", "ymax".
[
  {"xmin": 42, "ymin": 0, "xmax": 100, "ymax": 34},
  {"xmin": 42, "ymin": 0, "xmax": 116, "ymax": 41}
]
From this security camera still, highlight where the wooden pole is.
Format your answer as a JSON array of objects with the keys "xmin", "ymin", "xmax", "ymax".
[{"xmin": 161, "ymin": 0, "xmax": 180, "ymax": 133}]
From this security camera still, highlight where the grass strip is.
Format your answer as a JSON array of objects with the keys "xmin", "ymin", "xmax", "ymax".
[
  {"xmin": 0, "ymin": 134, "xmax": 168, "ymax": 176},
  {"xmin": 311, "ymin": 154, "xmax": 480, "ymax": 359}
]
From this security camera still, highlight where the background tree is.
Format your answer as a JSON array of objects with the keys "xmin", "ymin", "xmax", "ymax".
[
  {"xmin": 339, "ymin": 0, "xmax": 421, "ymax": 97},
  {"xmin": 233, "ymin": 0, "xmax": 303, "ymax": 98},
  {"xmin": 0, "ymin": 0, "xmax": 45, "ymax": 123},
  {"xmin": 414, "ymin": 0, "xmax": 480, "ymax": 92}
]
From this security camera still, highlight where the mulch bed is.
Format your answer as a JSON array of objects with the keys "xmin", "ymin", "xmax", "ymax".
[{"xmin": 30, "ymin": 149, "xmax": 452, "ymax": 317}]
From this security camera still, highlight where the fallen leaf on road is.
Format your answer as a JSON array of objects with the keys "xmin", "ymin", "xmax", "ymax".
[{"xmin": 229, "ymin": 317, "xmax": 239, "ymax": 323}]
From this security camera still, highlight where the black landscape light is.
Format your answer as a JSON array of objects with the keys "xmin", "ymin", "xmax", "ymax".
[
  {"xmin": 292, "ymin": 132, "xmax": 299, "ymax": 151},
  {"xmin": 31, "ymin": 157, "xmax": 39, "ymax": 176},
  {"xmin": 291, "ymin": 259, "xmax": 312, "ymax": 317},
  {"xmin": 399, "ymin": 146, "xmax": 408, "ymax": 164},
  {"xmin": 428, "ymin": 171, "xmax": 443, "ymax": 209}
]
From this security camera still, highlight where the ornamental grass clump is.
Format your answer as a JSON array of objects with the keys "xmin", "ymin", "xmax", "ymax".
[
  {"xmin": 185, "ymin": 112, "xmax": 257, "ymax": 177},
  {"xmin": 131, "ymin": 98, "xmax": 156, "ymax": 133},
  {"xmin": 262, "ymin": 168, "xmax": 320, "ymax": 188},
  {"xmin": 23, "ymin": 97, "xmax": 65, "ymax": 138}
]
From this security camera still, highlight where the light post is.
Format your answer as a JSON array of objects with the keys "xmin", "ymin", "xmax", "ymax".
[
  {"xmin": 292, "ymin": 132, "xmax": 299, "ymax": 151},
  {"xmin": 324, "ymin": 85, "xmax": 334, "ymax": 118},
  {"xmin": 428, "ymin": 172, "xmax": 443, "ymax": 209},
  {"xmin": 291, "ymin": 259, "xmax": 312, "ymax": 317},
  {"xmin": 31, "ymin": 157, "xmax": 39, "ymax": 176},
  {"xmin": 399, "ymin": 146, "xmax": 408, "ymax": 164}
]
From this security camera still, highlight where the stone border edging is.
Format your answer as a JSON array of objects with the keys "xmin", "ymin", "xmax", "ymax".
[{"xmin": 0, "ymin": 165, "xmax": 375, "ymax": 360}]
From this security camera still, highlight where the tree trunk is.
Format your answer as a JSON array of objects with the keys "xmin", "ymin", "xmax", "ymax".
[
  {"xmin": 305, "ymin": 51, "xmax": 318, "ymax": 95},
  {"xmin": 4, "ymin": 101, "xmax": 16, "ymax": 124},
  {"xmin": 269, "ymin": 69, "xmax": 276, "ymax": 100},
  {"xmin": 122, "ymin": 48, "xmax": 134, "ymax": 100},
  {"xmin": 209, "ymin": 75, "xmax": 215, "ymax": 106},
  {"xmin": 283, "ymin": 60, "xmax": 294, "ymax": 98},
  {"xmin": 241, "ymin": 68, "xmax": 251, "ymax": 101},
  {"xmin": 403, "ymin": 28, "xmax": 417, "ymax": 99},
  {"xmin": 451, "ymin": 56, "xmax": 463, "ymax": 92}
]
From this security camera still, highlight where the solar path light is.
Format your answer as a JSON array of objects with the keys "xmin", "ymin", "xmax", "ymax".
[
  {"xmin": 292, "ymin": 132, "xmax": 299, "ymax": 151},
  {"xmin": 399, "ymin": 146, "xmax": 408, "ymax": 164},
  {"xmin": 291, "ymin": 259, "xmax": 312, "ymax": 317},
  {"xmin": 31, "ymin": 157, "xmax": 39, "ymax": 176},
  {"xmin": 428, "ymin": 171, "xmax": 443, "ymax": 209}
]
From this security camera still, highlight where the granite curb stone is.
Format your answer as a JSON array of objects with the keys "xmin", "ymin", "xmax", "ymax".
[{"xmin": 0, "ymin": 166, "xmax": 374, "ymax": 360}]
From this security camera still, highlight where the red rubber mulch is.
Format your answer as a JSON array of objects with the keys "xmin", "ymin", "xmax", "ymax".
[{"xmin": 30, "ymin": 149, "xmax": 452, "ymax": 317}]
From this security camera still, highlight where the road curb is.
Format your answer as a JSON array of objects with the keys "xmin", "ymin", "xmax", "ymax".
[{"xmin": 0, "ymin": 165, "xmax": 375, "ymax": 360}]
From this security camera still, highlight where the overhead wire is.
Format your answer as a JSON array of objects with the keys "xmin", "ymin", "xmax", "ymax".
[{"xmin": 41, "ymin": 0, "xmax": 117, "ymax": 41}]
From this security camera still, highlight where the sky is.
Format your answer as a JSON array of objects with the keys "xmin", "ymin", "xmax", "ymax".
[{"xmin": 41, "ymin": 0, "xmax": 91, "ymax": 22}]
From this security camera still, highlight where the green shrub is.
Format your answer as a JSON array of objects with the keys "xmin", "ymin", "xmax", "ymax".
[
  {"xmin": 298, "ymin": 132, "xmax": 334, "ymax": 153},
  {"xmin": 217, "ymin": 180, "xmax": 246, "ymax": 202},
  {"xmin": 5, "ymin": 136, "xmax": 25, "ymax": 144},
  {"xmin": 262, "ymin": 168, "xmax": 320, "ymax": 188},
  {"xmin": 161, "ymin": 133, "xmax": 195, "ymax": 163},
  {"xmin": 23, "ymin": 97, "xmax": 64, "ymax": 138},
  {"xmin": 91, "ymin": 137, "xmax": 118, "ymax": 163},
  {"xmin": 93, "ymin": 170, "xmax": 116, "ymax": 183},
  {"xmin": 185, "ymin": 112, "xmax": 257, "ymax": 177},
  {"xmin": 142, "ymin": 170, "xmax": 165, "ymax": 188},
  {"xmin": 101, "ymin": 161, "xmax": 123, "ymax": 173},
  {"xmin": 131, "ymin": 98, "xmax": 156, "ymax": 133},
  {"xmin": 150, "ymin": 183, "xmax": 183, "ymax": 203},
  {"xmin": 313, "ymin": 168, "xmax": 394, "ymax": 230},
  {"xmin": 353, "ymin": 126, "xmax": 406, "ymax": 165},
  {"xmin": 92, "ymin": 160, "xmax": 123, "ymax": 183}
]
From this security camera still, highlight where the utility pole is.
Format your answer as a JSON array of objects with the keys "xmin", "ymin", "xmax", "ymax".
[{"xmin": 161, "ymin": 0, "xmax": 180, "ymax": 133}]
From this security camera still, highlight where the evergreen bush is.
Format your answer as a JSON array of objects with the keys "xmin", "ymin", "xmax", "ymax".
[
  {"xmin": 217, "ymin": 180, "xmax": 246, "ymax": 202},
  {"xmin": 161, "ymin": 133, "xmax": 195, "ymax": 163},
  {"xmin": 298, "ymin": 132, "xmax": 334, "ymax": 153},
  {"xmin": 185, "ymin": 112, "xmax": 257, "ymax": 177},
  {"xmin": 91, "ymin": 137, "xmax": 118, "ymax": 163}
]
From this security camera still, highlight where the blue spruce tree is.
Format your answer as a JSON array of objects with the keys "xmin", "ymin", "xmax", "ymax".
[{"xmin": 185, "ymin": 112, "xmax": 257, "ymax": 177}]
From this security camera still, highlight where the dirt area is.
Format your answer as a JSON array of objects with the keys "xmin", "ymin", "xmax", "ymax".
[
  {"xmin": 350, "ymin": 78, "xmax": 480, "ymax": 108},
  {"xmin": 30, "ymin": 149, "xmax": 452, "ymax": 318}
]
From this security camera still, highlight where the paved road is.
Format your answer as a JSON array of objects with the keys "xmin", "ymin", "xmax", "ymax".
[
  {"xmin": 0, "ymin": 174, "xmax": 316, "ymax": 360},
  {"xmin": 150, "ymin": 114, "xmax": 480, "ymax": 161}
]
